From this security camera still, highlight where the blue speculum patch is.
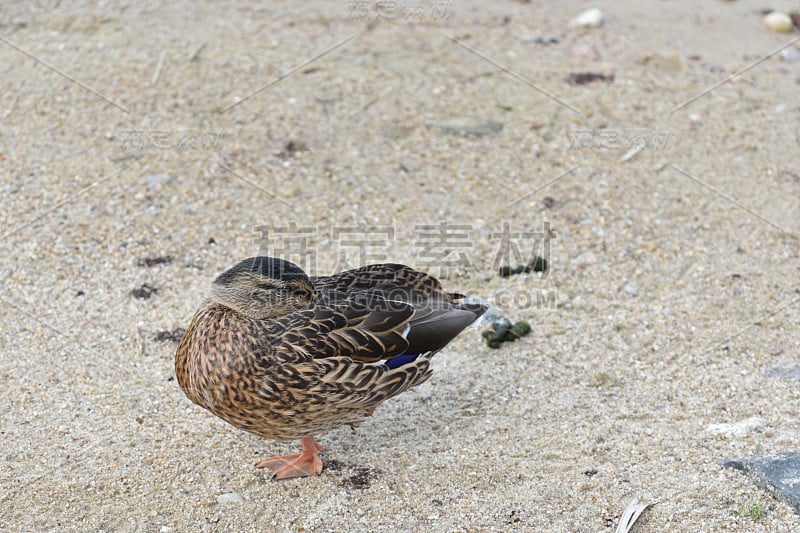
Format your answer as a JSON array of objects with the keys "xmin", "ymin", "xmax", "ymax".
[{"xmin": 385, "ymin": 354, "xmax": 420, "ymax": 369}]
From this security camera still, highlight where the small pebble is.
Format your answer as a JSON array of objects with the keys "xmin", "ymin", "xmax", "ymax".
[
  {"xmin": 145, "ymin": 173, "xmax": 173, "ymax": 188},
  {"xmin": 570, "ymin": 43, "xmax": 600, "ymax": 61},
  {"xmin": 779, "ymin": 47, "xmax": 800, "ymax": 62},
  {"xmin": 566, "ymin": 72, "xmax": 613, "ymax": 85},
  {"xmin": 426, "ymin": 116, "xmax": 503, "ymax": 137},
  {"xmin": 624, "ymin": 284, "xmax": 638, "ymax": 297},
  {"xmin": 707, "ymin": 417, "xmax": 766, "ymax": 438},
  {"xmin": 764, "ymin": 361, "xmax": 800, "ymax": 381},
  {"xmin": 763, "ymin": 11, "xmax": 793, "ymax": 33},
  {"xmin": 482, "ymin": 312, "xmax": 511, "ymax": 331},
  {"xmin": 569, "ymin": 8, "xmax": 604, "ymax": 28},
  {"xmin": 130, "ymin": 283, "xmax": 159, "ymax": 299},
  {"xmin": 217, "ymin": 492, "xmax": 245, "ymax": 504},
  {"xmin": 648, "ymin": 50, "xmax": 683, "ymax": 72},
  {"xmin": 520, "ymin": 35, "xmax": 559, "ymax": 45}
]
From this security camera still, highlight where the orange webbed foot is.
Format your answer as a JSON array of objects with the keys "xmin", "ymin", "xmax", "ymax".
[{"xmin": 255, "ymin": 436, "xmax": 324, "ymax": 480}]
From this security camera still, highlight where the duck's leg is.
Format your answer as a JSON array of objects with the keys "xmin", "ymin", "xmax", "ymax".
[{"xmin": 255, "ymin": 436, "xmax": 324, "ymax": 480}]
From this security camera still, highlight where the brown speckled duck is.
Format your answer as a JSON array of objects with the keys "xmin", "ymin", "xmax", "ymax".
[{"xmin": 175, "ymin": 256, "xmax": 486, "ymax": 480}]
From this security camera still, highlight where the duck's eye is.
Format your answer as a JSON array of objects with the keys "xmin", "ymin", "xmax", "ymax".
[
  {"xmin": 279, "ymin": 284, "xmax": 300, "ymax": 293},
  {"xmin": 289, "ymin": 287, "xmax": 308, "ymax": 298}
]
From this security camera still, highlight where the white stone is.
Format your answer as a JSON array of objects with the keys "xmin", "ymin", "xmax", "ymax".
[
  {"xmin": 780, "ymin": 47, "xmax": 800, "ymax": 62},
  {"xmin": 763, "ymin": 12, "xmax": 793, "ymax": 33},
  {"xmin": 216, "ymin": 492, "xmax": 245, "ymax": 504},
  {"xmin": 569, "ymin": 8, "xmax": 604, "ymax": 28},
  {"xmin": 707, "ymin": 417, "xmax": 767, "ymax": 438}
]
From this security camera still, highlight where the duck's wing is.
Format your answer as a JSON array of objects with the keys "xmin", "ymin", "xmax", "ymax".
[
  {"xmin": 322, "ymin": 287, "xmax": 486, "ymax": 356},
  {"xmin": 269, "ymin": 300, "xmax": 415, "ymax": 363},
  {"xmin": 311, "ymin": 263, "xmax": 446, "ymax": 296},
  {"xmin": 271, "ymin": 287, "xmax": 485, "ymax": 364},
  {"xmin": 263, "ymin": 301, "xmax": 432, "ymax": 411},
  {"xmin": 262, "ymin": 290, "xmax": 485, "ymax": 412}
]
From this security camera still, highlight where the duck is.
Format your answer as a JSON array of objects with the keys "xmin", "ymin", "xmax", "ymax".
[{"xmin": 175, "ymin": 256, "xmax": 486, "ymax": 480}]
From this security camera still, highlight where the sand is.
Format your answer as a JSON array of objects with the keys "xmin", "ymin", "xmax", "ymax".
[{"xmin": 1, "ymin": 1, "xmax": 799, "ymax": 531}]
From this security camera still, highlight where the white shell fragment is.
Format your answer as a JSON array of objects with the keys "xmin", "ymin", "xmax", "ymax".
[
  {"xmin": 569, "ymin": 8, "xmax": 604, "ymax": 28},
  {"xmin": 615, "ymin": 499, "xmax": 651, "ymax": 533},
  {"xmin": 763, "ymin": 11, "xmax": 793, "ymax": 33},
  {"xmin": 780, "ymin": 47, "xmax": 800, "ymax": 62},
  {"xmin": 707, "ymin": 417, "xmax": 767, "ymax": 438},
  {"xmin": 426, "ymin": 116, "xmax": 503, "ymax": 137}
]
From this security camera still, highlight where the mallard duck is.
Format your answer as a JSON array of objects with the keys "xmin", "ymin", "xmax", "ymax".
[{"xmin": 175, "ymin": 256, "xmax": 486, "ymax": 480}]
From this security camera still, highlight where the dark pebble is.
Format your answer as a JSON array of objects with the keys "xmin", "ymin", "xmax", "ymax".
[
  {"xmin": 154, "ymin": 328, "xmax": 186, "ymax": 342},
  {"xmin": 130, "ymin": 283, "xmax": 159, "ymax": 299},
  {"xmin": 566, "ymin": 72, "xmax": 614, "ymax": 86},
  {"xmin": 137, "ymin": 256, "xmax": 173, "ymax": 267}
]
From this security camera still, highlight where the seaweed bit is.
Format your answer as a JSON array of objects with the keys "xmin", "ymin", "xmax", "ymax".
[
  {"xmin": 498, "ymin": 255, "xmax": 548, "ymax": 277},
  {"xmin": 482, "ymin": 320, "xmax": 531, "ymax": 348}
]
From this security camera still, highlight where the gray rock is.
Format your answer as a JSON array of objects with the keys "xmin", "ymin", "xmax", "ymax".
[
  {"xmin": 426, "ymin": 116, "xmax": 503, "ymax": 137},
  {"xmin": 723, "ymin": 453, "xmax": 800, "ymax": 514},
  {"xmin": 764, "ymin": 361, "xmax": 800, "ymax": 381}
]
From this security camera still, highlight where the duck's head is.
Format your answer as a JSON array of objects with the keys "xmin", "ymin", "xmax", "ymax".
[{"xmin": 209, "ymin": 257, "xmax": 315, "ymax": 319}]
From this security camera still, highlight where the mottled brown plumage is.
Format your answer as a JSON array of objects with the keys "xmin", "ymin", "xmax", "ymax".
[{"xmin": 175, "ymin": 257, "xmax": 485, "ymax": 479}]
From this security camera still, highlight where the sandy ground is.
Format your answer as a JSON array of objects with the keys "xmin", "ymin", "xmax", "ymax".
[{"xmin": 1, "ymin": 1, "xmax": 800, "ymax": 531}]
